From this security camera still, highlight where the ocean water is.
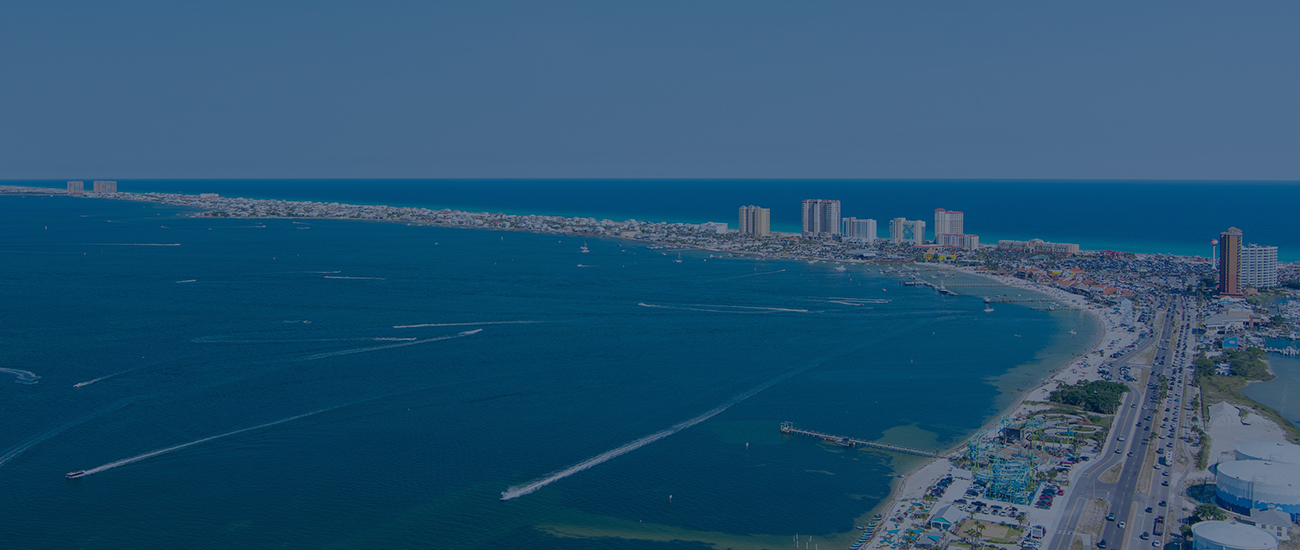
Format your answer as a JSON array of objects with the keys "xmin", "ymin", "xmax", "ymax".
[
  {"xmin": 12, "ymin": 179, "xmax": 1300, "ymax": 260},
  {"xmin": 1, "ymin": 194, "xmax": 1100, "ymax": 549}
]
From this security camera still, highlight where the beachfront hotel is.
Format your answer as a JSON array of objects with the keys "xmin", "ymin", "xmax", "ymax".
[
  {"xmin": 840, "ymin": 217, "xmax": 876, "ymax": 243},
  {"xmin": 93, "ymin": 180, "xmax": 118, "ymax": 193},
  {"xmin": 1241, "ymin": 244, "xmax": 1279, "ymax": 289},
  {"xmin": 66, "ymin": 181, "xmax": 84, "ymax": 195},
  {"xmin": 801, "ymin": 199, "xmax": 840, "ymax": 238},
  {"xmin": 933, "ymin": 208, "xmax": 964, "ymax": 237},
  {"xmin": 738, "ymin": 205, "xmax": 770, "ymax": 236},
  {"xmin": 996, "ymin": 239, "xmax": 1079, "ymax": 254},
  {"xmin": 889, "ymin": 217, "xmax": 925, "ymax": 246},
  {"xmin": 1219, "ymin": 227, "xmax": 1243, "ymax": 296}
]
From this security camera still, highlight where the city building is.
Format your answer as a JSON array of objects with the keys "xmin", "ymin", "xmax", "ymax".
[
  {"xmin": 1250, "ymin": 508, "xmax": 1292, "ymax": 542},
  {"xmin": 840, "ymin": 217, "xmax": 876, "ymax": 243},
  {"xmin": 1190, "ymin": 521, "xmax": 1278, "ymax": 550},
  {"xmin": 801, "ymin": 199, "xmax": 840, "ymax": 237},
  {"xmin": 933, "ymin": 208, "xmax": 964, "ymax": 237},
  {"xmin": 1241, "ymin": 244, "xmax": 1279, "ymax": 288},
  {"xmin": 889, "ymin": 218, "xmax": 925, "ymax": 246},
  {"xmin": 92, "ymin": 180, "xmax": 118, "ymax": 193},
  {"xmin": 996, "ymin": 239, "xmax": 1079, "ymax": 254},
  {"xmin": 66, "ymin": 181, "xmax": 84, "ymax": 195},
  {"xmin": 699, "ymin": 222, "xmax": 728, "ymax": 234},
  {"xmin": 937, "ymin": 233, "xmax": 979, "ymax": 249},
  {"xmin": 738, "ymin": 205, "xmax": 770, "ymax": 236},
  {"xmin": 1236, "ymin": 442, "xmax": 1300, "ymax": 464},
  {"xmin": 1219, "ymin": 227, "xmax": 1243, "ymax": 296},
  {"xmin": 1215, "ymin": 460, "xmax": 1300, "ymax": 514}
]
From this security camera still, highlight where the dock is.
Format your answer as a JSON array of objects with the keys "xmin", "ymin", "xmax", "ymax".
[{"xmin": 779, "ymin": 422, "xmax": 942, "ymax": 458}]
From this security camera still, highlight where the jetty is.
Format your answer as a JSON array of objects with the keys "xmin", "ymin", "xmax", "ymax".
[{"xmin": 779, "ymin": 422, "xmax": 942, "ymax": 458}]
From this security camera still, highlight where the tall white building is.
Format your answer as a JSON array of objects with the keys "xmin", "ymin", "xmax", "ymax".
[
  {"xmin": 933, "ymin": 209, "xmax": 964, "ymax": 238},
  {"xmin": 937, "ymin": 233, "xmax": 979, "ymax": 249},
  {"xmin": 1241, "ymin": 244, "xmax": 1279, "ymax": 288},
  {"xmin": 738, "ymin": 205, "xmax": 770, "ymax": 236},
  {"xmin": 889, "ymin": 218, "xmax": 925, "ymax": 246},
  {"xmin": 841, "ymin": 217, "xmax": 877, "ymax": 243},
  {"xmin": 801, "ymin": 199, "xmax": 841, "ymax": 237}
]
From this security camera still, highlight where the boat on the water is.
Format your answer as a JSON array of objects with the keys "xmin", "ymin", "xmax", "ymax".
[{"xmin": 66, "ymin": 470, "xmax": 86, "ymax": 479}]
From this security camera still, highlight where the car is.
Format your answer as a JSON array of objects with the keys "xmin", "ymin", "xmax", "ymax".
[
  {"xmin": 1161, "ymin": 480, "xmax": 1169, "ymax": 486},
  {"xmin": 1145, "ymin": 507, "xmax": 1153, "ymax": 513},
  {"xmin": 1158, "ymin": 500, "xmax": 1166, "ymax": 507},
  {"xmin": 1116, "ymin": 449, "xmax": 1123, "ymax": 454},
  {"xmin": 1128, "ymin": 452, "xmax": 1134, "ymax": 457},
  {"xmin": 1118, "ymin": 521, "xmax": 1126, "ymax": 529},
  {"xmin": 1131, "ymin": 404, "xmax": 1137, "ymax": 408},
  {"xmin": 1106, "ymin": 513, "xmax": 1116, "ymax": 521},
  {"xmin": 1097, "ymin": 540, "xmax": 1107, "ymax": 548},
  {"xmin": 1163, "ymin": 471, "xmax": 1170, "ymax": 476},
  {"xmin": 1118, "ymin": 435, "xmax": 1126, "ymax": 441}
]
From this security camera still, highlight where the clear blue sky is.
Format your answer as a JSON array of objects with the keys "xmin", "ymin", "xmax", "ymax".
[{"xmin": 3, "ymin": 1, "xmax": 1298, "ymax": 180}]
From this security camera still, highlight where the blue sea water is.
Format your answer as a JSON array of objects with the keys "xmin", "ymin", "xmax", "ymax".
[
  {"xmin": 0, "ymin": 193, "xmax": 1100, "ymax": 549},
  {"xmin": 12, "ymin": 179, "xmax": 1300, "ymax": 260}
]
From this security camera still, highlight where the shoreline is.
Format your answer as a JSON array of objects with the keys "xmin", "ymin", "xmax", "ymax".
[{"xmin": 0, "ymin": 186, "xmax": 1192, "ymax": 547}]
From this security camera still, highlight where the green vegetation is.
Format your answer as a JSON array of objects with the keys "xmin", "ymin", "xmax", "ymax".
[
  {"xmin": 1193, "ymin": 504, "xmax": 1227, "ymax": 523},
  {"xmin": 1049, "ymin": 380, "xmax": 1129, "ymax": 414},
  {"xmin": 1224, "ymin": 348, "xmax": 1271, "ymax": 380}
]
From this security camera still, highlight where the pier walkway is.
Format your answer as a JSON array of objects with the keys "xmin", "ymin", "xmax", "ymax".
[{"xmin": 779, "ymin": 422, "xmax": 942, "ymax": 458}]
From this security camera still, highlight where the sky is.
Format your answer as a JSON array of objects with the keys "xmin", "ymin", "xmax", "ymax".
[{"xmin": 2, "ymin": 1, "xmax": 1298, "ymax": 180}]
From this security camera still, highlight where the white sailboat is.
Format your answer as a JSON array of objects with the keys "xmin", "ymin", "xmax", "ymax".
[{"xmin": 580, "ymin": 241, "xmax": 589, "ymax": 253}]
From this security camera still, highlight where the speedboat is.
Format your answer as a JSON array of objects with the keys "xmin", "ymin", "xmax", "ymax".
[{"xmin": 66, "ymin": 470, "xmax": 86, "ymax": 479}]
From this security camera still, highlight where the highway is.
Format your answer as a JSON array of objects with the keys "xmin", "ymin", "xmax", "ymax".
[{"xmin": 1048, "ymin": 296, "xmax": 1193, "ymax": 550}]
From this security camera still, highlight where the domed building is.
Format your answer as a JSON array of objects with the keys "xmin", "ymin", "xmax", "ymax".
[
  {"xmin": 1192, "ymin": 521, "xmax": 1278, "ymax": 550},
  {"xmin": 1216, "ymin": 460, "xmax": 1300, "ymax": 514},
  {"xmin": 1236, "ymin": 442, "xmax": 1300, "ymax": 465}
]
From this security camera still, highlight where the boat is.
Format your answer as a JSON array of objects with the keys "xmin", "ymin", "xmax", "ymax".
[
  {"xmin": 673, "ymin": 253, "xmax": 682, "ymax": 263},
  {"xmin": 580, "ymin": 242, "xmax": 589, "ymax": 253},
  {"xmin": 984, "ymin": 307, "xmax": 995, "ymax": 313},
  {"xmin": 1070, "ymin": 330, "xmax": 1078, "ymax": 335},
  {"xmin": 66, "ymin": 470, "xmax": 86, "ymax": 479}
]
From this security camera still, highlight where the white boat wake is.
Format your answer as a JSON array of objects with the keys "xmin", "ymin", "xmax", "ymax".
[
  {"xmin": 296, "ymin": 329, "xmax": 481, "ymax": 361},
  {"xmin": 637, "ymin": 302, "xmax": 809, "ymax": 314},
  {"xmin": 323, "ymin": 276, "xmax": 387, "ymax": 280},
  {"xmin": 499, "ymin": 362, "xmax": 815, "ymax": 501},
  {"xmin": 0, "ymin": 368, "xmax": 40, "ymax": 384},
  {"xmin": 711, "ymin": 269, "xmax": 786, "ymax": 282},
  {"xmin": 0, "ymin": 398, "xmax": 137, "ymax": 468},
  {"xmin": 75, "ymin": 406, "xmax": 336, "ymax": 477},
  {"xmin": 392, "ymin": 321, "xmax": 540, "ymax": 329}
]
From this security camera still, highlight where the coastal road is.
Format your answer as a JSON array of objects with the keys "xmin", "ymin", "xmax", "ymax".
[{"xmin": 1048, "ymin": 297, "xmax": 1182, "ymax": 550}]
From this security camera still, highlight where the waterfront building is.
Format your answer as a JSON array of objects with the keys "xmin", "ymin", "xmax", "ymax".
[
  {"xmin": 1219, "ymin": 227, "xmax": 1243, "ymax": 296},
  {"xmin": 889, "ymin": 218, "xmax": 925, "ymax": 246},
  {"xmin": 933, "ymin": 208, "xmax": 964, "ymax": 238},
  {"xmin": 937, "ymin": 233, "xmax": 979, "ymax": 249},
  {"xmin": 801, "ymin": 199, "xmax": 840, "ymax": 237},
  {"xmin": 1191, "ymin": 521, "xmax": 1278, "ymax": 550},
  {"xmin": 92, "ymin": 180, "xmax": 118, "ymax": 193},
  {"xmin": 996, "ymin": 239, "xmax": 1079, "ymax": 254},
  {"xmin": 738, "ymin": 205, "xmax": 770, "ymax": 236},
  {"xmin": 700, "ymin": 222, "xmax": 728, "ymax": 234},
  {"xmin": 1241, "ymin": 244, "xmax": 1279, "ymax": 288},
  {"xmin": 840, "ymin": 217, "xmax": 876, "ymax": 243},
  {"xmin": 66, "ymin": 181, "xmax": 84, "ymax": 195}
]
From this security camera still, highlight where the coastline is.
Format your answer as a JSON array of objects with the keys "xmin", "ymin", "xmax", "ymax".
[
  {"xmin": 848, "ymin": 267, "xmax": 1112, "ymax": 548},
  {"xmin": 0, "ymin": 186, "xmax": 1167, "ymax": 548}
]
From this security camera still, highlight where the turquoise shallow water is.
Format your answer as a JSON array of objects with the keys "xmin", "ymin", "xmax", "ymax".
[
  {"xmin": 1245, "ymin": 339, "xmax": 1300, "ymax": 430},
  {"xmin": 0, "ymin": 195, "xmax": 1096, "ymax": 549}
]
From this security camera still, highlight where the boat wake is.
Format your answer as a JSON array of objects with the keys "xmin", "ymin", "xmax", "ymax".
[
  {"xmin": 296, "ymin": 329, "xmax": 482, "ymax": 361},
  {"xmin": 392, "ymin": 321, "xmax": 540, "ymax": 329},
  {"xmin": 323, "ymin": 276, "xmax": 387, "ymax": 280},
  {"xmin": 499, "ymin": 317, "xmax": 940, "ymax": 501},
  {"xmin": 74, "ymin": 406, "xmax": 336, "ymax": 477},
  {"xmin": 192, "ymin": 336, "xmax": 418, "ymax": 344},
  {"xmin": 0, "ymin": 398, "xmax": 137, "ymax": 468},
  {"xmin": 709, "ymin": 269, "xmax": 786, "ymax": 282},
  {"xmin": 0, "ymin": 368, "xmax": 40, "ymax": 384},
  {"xmin": 500, "ymin": 360, "xmax": 821, "ymax": 501},
  {"xmin": 637, "ymin": 302, "xmax": 810, "ymax": 314},
  {"xmin": 175, "ymin": 279, "xmax": 197, "ymax": 283}
]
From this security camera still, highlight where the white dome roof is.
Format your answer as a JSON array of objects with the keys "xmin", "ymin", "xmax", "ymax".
[
  {"xmin": 1192, "ymin": 521, "xmax": 1277, "ymax": 550},
  {"xmin": 1236, "ymin": 441, "xmax": 1300, "ymax": 464}
]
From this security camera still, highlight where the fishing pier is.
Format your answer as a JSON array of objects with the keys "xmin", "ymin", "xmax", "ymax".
[{"xmin": 779, "ymin": 422, "xmax": 942, "ymax": 458}]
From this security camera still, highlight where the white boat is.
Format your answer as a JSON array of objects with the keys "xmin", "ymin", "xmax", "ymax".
[
  {"xmin": 673, "ymin": 253, "xmax": 683, "ymax": 263},
  {"xmin": 580, "ymin": 242, "xmax": 589, "ymax": 253}
]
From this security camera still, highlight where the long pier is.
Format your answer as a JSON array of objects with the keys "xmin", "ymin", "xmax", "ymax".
[{"xmin": 779, "ymin": 422, "xmax": 942, "ymax": 458}]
